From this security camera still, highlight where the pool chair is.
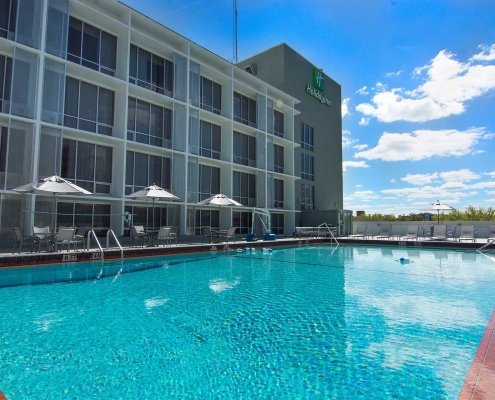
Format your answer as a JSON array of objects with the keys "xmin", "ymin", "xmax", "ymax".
[
  {"xmin": 219, "ymin": 227, "xmax": 236, "ymax": 243},
  {"xmin": 430, "ymin": 225, "xmax": 447, "ymax": 241},
  {"xmin": 156, "ymin": 227, "xmax": 172, "ymax": 246},
  {"xmin": 12, "ymin": 227, "xmax": 40, "ymax": 254},
  {"xmin": 400, "ymin": 225, "xmax": 419, "ymax": 241},
  {"xmin": 130, "ymin": 225, "xmax": 150, "ymax": 247},
  {"xmin": 487, "ymin": 225, "xmax": 495, "ymax": 243},
  {"xmin": 458, "ymin": 225, "xmax": 476, "ymax": 242},
  {"xmin": 372, "ymin": 224, "xmax": 393, "ymax": 240},
  {"xmin": 446, "ymin": 225, "xmax": 457, "ymax": 241},
  {"xmin": 33, "ymin": 226, "xmax": 52, "ymax": 252},
  {"xmin": 202, "ymin": 226, "xmax": 219, "ymax": 244},
  {"xmin": 54, "ymin": 228, "xmax": 77, "ymax": 252},
  {"xmin": 169, "ymin": 226, "xmax": 178, "ymax": 246},
  {"xmin": 348, "ymin": 224, "xmax": 367, "ymax": 238}
]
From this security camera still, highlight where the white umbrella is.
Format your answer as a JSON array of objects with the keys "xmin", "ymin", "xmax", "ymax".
[
  {"xmin": 420, "ymin": 200, "xmax": 455, "ymax": 224},
  {"xmin": 197, "ymin": 193, "xmax": 242, "ymax": 207},
  {"xmin": 13, "ymin": 174, "xmax": 92, "ymax": 233},
  {"xmin": 126, "ymin": 184, "xmax": 180, "ymax": 231}
]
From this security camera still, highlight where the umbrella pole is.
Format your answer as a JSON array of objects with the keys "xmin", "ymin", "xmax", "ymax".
[
  {"xmin": 52, "ymin": 193, "xmax": 56, "ymax": 233},
  {"xmin": 152, "ymin": 198, "xmax": 155, "ymax": 232}
]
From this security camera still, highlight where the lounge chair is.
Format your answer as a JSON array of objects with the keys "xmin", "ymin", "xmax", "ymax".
[
  {"xmin": 202, "ymin": 226, "xmax": 219, "ymax": 243},
  {"xmin": 33, "ymin": 226, "xmax": 52, "ymax": 252},
  {"xmin": 169, "ymin": 226, "xmax": 178, "ymax": 245},
  {"xmin": 130, "ymin": 225, "xmax": 149, "ymax": 247},
  {"xmin": 446, "ymin": 225, "xmax": 457, "ymax": 241},
  {"xmin": 430, "ymin": 225, "xmax": 447, "ymax": 241},
  {"xmin": 54, "ymin": 228, "xmax": 77, "ymax": 251},
  {"xmin": 12, "ymin": 227, "xmax": 39, "ymax": 254},
  {"xmin": 373, "ymin": 224, "xmax": 392, "ymax": 240},
  {"xmin": 400, "ymin": 225, "xmax": 419, "ymax": 241},
  {"xmin": 156, "ymin": 227, "xmax": 172, "ymax": 246},
  {"xmin": 348, "ymin": 224, "xmax": 367, "ymax": 238},
  {"xmin": 458, "ymin": 225, "xmax": 476, "ymax": 242},
  {"xmin": 219, "ymin": 227, "xmax": 236, "ymax": 243}
]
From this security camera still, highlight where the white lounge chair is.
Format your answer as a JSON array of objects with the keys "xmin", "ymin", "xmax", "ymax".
[
  {"xmin": 373, "ymin": 224, "xmax": 393, "ymax": 240},
  {"xmin": 156, "ymin": 227, "xmax": 172, "ymax": 246},
  {"xmin": 400, "ymin": 225, "xmax": 419, "ymax": 241},
  {"xmin": 430, "ymin": 225, "xmax": 447, "ymax": 241},
  {"xmin": 54, "ymin": 228, "xmax": 77, "ymax": 251},
  {"xmin": 458, "ymin": 225, "xmax": 476, "ymax": 242},
  {"xmin": 348, "ymin": 224, "xmax": 367, "ymax": 238}
]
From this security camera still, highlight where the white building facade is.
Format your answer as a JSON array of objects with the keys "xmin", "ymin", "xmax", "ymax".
[{"xmin": 0, "ymin": 0, "xmax": 299, "ymax": 238}]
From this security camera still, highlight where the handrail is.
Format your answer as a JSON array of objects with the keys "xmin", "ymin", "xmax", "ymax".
[
  {"xmin": 106, "ymin": 229, "xmax": 124, "ymax": 261},
  {"xmin": 87, "ymin": 230, "xmax": 104, "ymax": 263},
  {"xmin": 318, "ymin": 223, "xmax": 339, "ymax": 246},
  {"xmin": 477, "ymin": 240, "xmax": 494, "ymax": 253}
]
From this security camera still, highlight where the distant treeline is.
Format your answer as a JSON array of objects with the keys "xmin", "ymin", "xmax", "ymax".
[{"xmin": 354, "ymin": 206, "xmax": 495, "ymax": 222}]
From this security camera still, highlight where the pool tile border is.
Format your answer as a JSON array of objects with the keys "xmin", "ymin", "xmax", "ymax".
[
  {"xmin": 459, "ymin": 307, "xmax": 495, "ymax": 399},
  {"xmin": 0, "ymin": 391, "xmax": 6, "ymax": 400}
]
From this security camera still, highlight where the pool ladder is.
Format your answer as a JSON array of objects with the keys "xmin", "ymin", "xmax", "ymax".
[
  {"xmin": 477, "ymin": 240, "xmax": 494, "ymax": 253},
  {"xmin": 86, "ymin": 230, "xmax": 124, "ymax": 263},
  {"xmin": 318, "ymin": 223, "xmax": 339, "ymax": 246}
]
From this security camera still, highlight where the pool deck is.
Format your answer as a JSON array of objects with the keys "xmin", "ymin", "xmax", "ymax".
[{"xmin": 0, "ymin": 235, "xmax": 494, "ymax": 399}]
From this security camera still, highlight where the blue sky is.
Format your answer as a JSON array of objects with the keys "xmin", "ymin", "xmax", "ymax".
[{"xmin": 122, "ymin": 0, "xmax": 495, "ymax": 215}]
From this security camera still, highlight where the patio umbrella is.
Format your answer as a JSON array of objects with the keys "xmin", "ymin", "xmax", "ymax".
[
  {"xmin": 420, "ymin": 200, "xmax": 455, "ymax": 224},
  {"xmin": 126, "ymin": 185, "xmax": 180, "ymax": 231},
  {"xmin": 12, "ymin": 174, "xmax": 92, "ymax": 233},
  {"xmin": 197, "ymin": 194, "xmax": 242, "ymax": 229}
]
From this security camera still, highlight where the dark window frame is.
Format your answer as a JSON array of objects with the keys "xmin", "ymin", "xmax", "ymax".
[
  {"xmin": 274, "ymin": 178, "xmax": 284, "ymax": 209},
  {"xmin": 232, "ymin": 211, "xmax": 252, "ymax": 235},
  {"xmin": 200, "ymin": 76, "xmax": 221, "ymax": 115},
  {"xmin": 233, "ymin": 171, "xmax": 256, "ymax": 207},
  {"xmin": 199, "ymin": 120, "xmax": 221, "ymax": 160},
  {"xmin": 301, "ymin": 123, "xmax": 314, "ymax": 151},
  {"xmin": 301, "ymin": 153, "xmax": 314, "ymax": 181},
  {"xmin": 233, "ymin": 131, "xmax": 256, "ymax": 167},
  {"xmin": 125, "ymin": 150, "xmax": 171, "ymax": 195},
  {"xmin": 274, "ymin": 144, "xmax": 284, "ymax": 173},
  {"xmin": 233, "ymin": 91, "xmax": 257, "ymax": 127},
  {"xmin": 301, "ymin": 184, "xmax": 315, "ymax": 211},
  {"xmin": 273, "ymin": 109, "xmax": 284, "ymax": 138}
]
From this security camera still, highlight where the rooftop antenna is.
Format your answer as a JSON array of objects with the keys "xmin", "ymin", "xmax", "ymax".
[{"xmin": 233, "ymin": 0, "xmax": 238, "ymax": 63}]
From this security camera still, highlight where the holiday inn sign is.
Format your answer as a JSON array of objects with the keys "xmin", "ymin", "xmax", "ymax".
[{"xmin": 306, "ymin": 67, "xmax": 331, "ymax": 106}]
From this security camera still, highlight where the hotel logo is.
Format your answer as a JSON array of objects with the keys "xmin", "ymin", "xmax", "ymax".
[{"xmin": 313, "ymin": 67, "xmax": 324, "ymax": 91}]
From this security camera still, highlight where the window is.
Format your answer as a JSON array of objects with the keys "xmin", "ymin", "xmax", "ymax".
[
  {"xmin": 301, "ymin": 153, "xmax": 314, "ymax": 181},
  {"xmin": 271, "ymin": 213, "xmax": 284, "ymax": 235},
  {"xmin": 200, "ymin": 121, "xmax": 221, "ymax": 159},
  {"xmin": 232, "ymin": 211, "xmax": 252, "ymax": 235},
  {"xmin": 127, "ymin": 97, "xmax": 172, "ymax": 148},
  {"xmin": 301, "ymin": 123, "xmax": 314, "ymax": 151},
  {"xmin": 64, "ymin": 77, "xmax": 114, "ymax": 136},
  {"xmin": 199, "ymin": 164, "xmax": 220, "ymax": 201},
  {"xmin": 273, "ymin": 110, "xmax": 284, "ymax": 138},
  {"xmin": 67, "ymin": 17, "xmax": 117, "ymax": 76},
  {"xmin": 57, "ymin": 203, "xmax": 110, "ymax": 233},
  {"xmin": 124, "ymin": 204, "xmax": 167, "ymax": 233},
  {"xmin": 233, "ymin": 91, "xmax": 256, "ymax": 127},
  {"xmin": 129, "ymin": 44, "xmax": 173, "ymax": 97},
  {"xmin": 0, "ymin": 0, "xmax": 17, "ymax": 40},
  {"xmin": 274, "ymin": 178, "xmax": 284, "ymax": 209},
  {"xmin": 233, "ymin": 131, "xmax": 256, "ymax": 167},
  {"xmin": 195, "ymin": 209, "xmax": 219, "ymax": 235},
  {"xmin": 0, "ymin": 55, "xmax": 12, "ymax": 113},
  {"xmin": 274, "ymin": 144, "xmax": 284, "ymax": 173},
  {"xmin": 301, "ymin": 184, "xmax": 315, "ymax": 211},
  {"xmin": 125, "ymin": 151, "xmax": 171, "ymax": 195},
  {"xmin": 201, "ymin": 77, "xmax": 221, "ymax": 114},
  {"xmin": 233, "ymin": 171, "xmax": 256, "ymax": 207},
  {"xmin": 0, "ymin": 0, "xmax": 43, "ymax": 49},
  {"xmin": 61, "ymin": 139, "xmax": 112, "ymax": 194}
]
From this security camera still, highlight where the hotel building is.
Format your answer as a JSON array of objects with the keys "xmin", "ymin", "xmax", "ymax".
[{"xmin": 0, "ymin": 0, "xmax": 344, "ymax": 240}]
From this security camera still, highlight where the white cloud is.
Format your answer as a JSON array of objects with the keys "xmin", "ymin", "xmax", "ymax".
[
  {"xmin": 353, "ymin": 144, "xmax": 368, "ymax": 150},
  {"xmin": 401, "ymin": 173, "xmax": 439, "ymax": 185},
  {"xmin": 342, "ymin": 97, "xmax": 350, "ymax": 118},
  {"xmin": 470, "ymin": 181, "xmax": 495, "ymax": 189},
  {"xmin": 390, "ymin": 179, "xmax": 396, "ymax": 183},
  {"xmin": 358, "ymin": 117, "xmax": 370, "ymax": 126},
  {"xmin": 439, "ymin": 169, "xmax": 480, "ymax": 182},
  {"xmin": 356, "ymin": 46, "xmax": 495, "ymax": 122},
  {"xmin": 484, "ymin": 171, "xmax": 495, "ymax": 178},
  {"xmin": 486, "ymin": 191, "xmax": 495, "ymax": 195},
  {"xmin": 354, "ymin": 128, "xmax": 489, "ymax": 162},
  {"xmin": 385, "ymin": 70, "xmax": 403, "ymax": 77},
  {"xmin": 342, "ymin": 136, "xmax": 358, "ymax": 148},
  {"xmin": 471, "ymin": 44, "xmax": 495, "ymax": 62},
  {"xmin": 381, "ymin": 184, "xmax": 478, "ymax": 201},
  {"xmin": 356, "ymin": 86, "xmax": 369, "ymax": 95},
  {"xmin": 355, "ymin": 184, "xmax": 362, "ymax": 188},
  {"xmin": 343, "ymin": 161, "xmax": 370, "ymax": 172},
  {"xmin": 486, "ymin": 198, "xmax": 495, "ymax": 203},
  {"xmin": 345, "ymin": 190, "xmax": 380, "ymax": 202}
]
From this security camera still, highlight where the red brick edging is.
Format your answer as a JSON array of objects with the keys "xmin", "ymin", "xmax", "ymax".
[
  {"xmin": 458, "ymin": 307, "xmax": 495, "ymax": 399},
  {"xmin": 0, "ymin": 391, "xmax": 7, "ymax": 400}
]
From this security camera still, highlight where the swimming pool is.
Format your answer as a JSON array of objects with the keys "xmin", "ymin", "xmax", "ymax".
[{"xmin": 1, "ymin": 245, "xmax": 494, "ymax": 399}]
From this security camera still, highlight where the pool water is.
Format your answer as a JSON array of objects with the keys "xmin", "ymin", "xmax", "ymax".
[{"xmin": 1, "ymin": 245, "xmax": 495, "ymax": 399}]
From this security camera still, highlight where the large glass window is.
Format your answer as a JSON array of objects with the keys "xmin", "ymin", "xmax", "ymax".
[
  {"xmin": 125, "ymin": 151, "xmax": 171, "ymax": 195},
  {"xmin": 271, "ymin": 213, "xmax": 284, "ymax": 235},
  {"xmin": 67, "ymin": 17, "xmax": 117, "ymax": 76},
  {"xmin": 127, "ymin": 97, "xmax": 172, "ymax": 148},
  {"xmin": 129, "ymin": 44, "xmax": 173, "ymax": 97},
  {"xmin": 274, "ymin": 178, "xmax": 284, "ymax": 209},
  {"xmin": 61, "ymin": 139, "xmax": 112, "ymax": 194},
  {"xmin": 201, "ymin": 77, "xmax": 221, "ymax": 115},
  {"xmin": 199, "ymin": 120, "xmax": 221, "ymax": 159},
  {"xmin": 232, "ymin": 211, "xmax": 252, "ymax": 235},
  {"xmin": 273, "ymin": 110, "xmax": 284, "ymax": 138},
  {"xmin": 233, "ymin": 131, "xmax": 256, "ymax": 167},
  {"xmin": 64, "ymin": 77, "xmax": 114, "ymax": 136},
  {"xmin": 274, "ymin": 144, "xmax": 284, "ymax": 173},
  {"xmin": 198, "ymin": 164, "xmax": 220, "ymax": 201},
  {"xmin": 301, "ymin": 184, "xmax": 315, "ymax": 211},
  {"xmin": 301, "ymin": 153, "xmax": 314, "ymax": 181},
  {"xmin": 0, "ymin": 0, "xmax": 43, "ymax": 49},
  {"xmin": 233, "ymin": 91, "xmax": 256, "ymax": 127},
  {"xmin": 233, "ymin": 171, "xmax": 256, "ymax": 207},
  {"xmin": 0, "ymin": 55, "xmax": 12, "ymax": 113},
  {"xmin": 301, "ymin": 123, "xmax": 314, "ymax": 151},
  {"xmin": 194, "ymin": 209, "xmax": 219, "ymax": 235},
  {"xmin": 124, "ymin": 204, "xmax": 167, "ymax": 232},
  {"xmin": 57, "ymin": 202, "xmax": 111, "ymax": 233}
]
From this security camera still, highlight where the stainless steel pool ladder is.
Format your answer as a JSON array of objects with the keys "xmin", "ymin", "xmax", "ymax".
[
  {"xmin": 86, "ymin": 230, "xmax": 124, "ymax": 262},
  {"xmin": 477, "ymin": 240, "xmax": 494, "ymax": 253},
  {"xmin": 318, "ymin": 223, "xmax": 339, "ymax": 246},
  {"xmin": 106, "ymin": 229, "xmax": 123, "ymax": 261}
]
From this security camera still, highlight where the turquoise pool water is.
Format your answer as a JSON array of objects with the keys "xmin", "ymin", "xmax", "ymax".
[{"xmin": 1, "ymin": 245, "xmax": 495, "ymax": 399}]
